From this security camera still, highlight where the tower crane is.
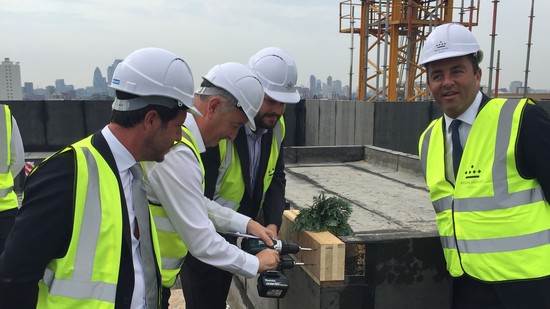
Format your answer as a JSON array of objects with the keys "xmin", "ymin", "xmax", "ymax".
[{"xmin": 339, "ymin": 0, "xmax": 480, "ymax": 101}]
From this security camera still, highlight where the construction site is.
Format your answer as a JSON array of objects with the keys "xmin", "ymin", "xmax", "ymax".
[
  {"xmin": 4, "ymin": 0, "xmax": 550, "ymax": 308},
  {"xmin": 338, "ymin": 0, "xmax": 542, "ymax": 102}
]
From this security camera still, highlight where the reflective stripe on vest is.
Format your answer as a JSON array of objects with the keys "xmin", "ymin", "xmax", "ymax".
[
  {"xmin": 37, "ymin": 139, "xmax": 121, "ymax": 308},
  {"xmin": 0, "ymin": 105, "xmax": 17, "ymax": 210},
  {"xmin": 214, "ymin": 117, "xmax": 285, "ymax": 211},
  {"xmin": 150, "ymin": 126, "xmax": 203, "ymax": 288},
  {"xmin": 419, "ymin": 98, "xmax": 550, "ymax": 281}
]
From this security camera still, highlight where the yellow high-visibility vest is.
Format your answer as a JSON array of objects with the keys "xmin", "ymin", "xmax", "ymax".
[
  {"xmin": 214, "ymin": 117, "xmax": 285, "ymax": 211},
  {"xmin": 150, "ymin": 126, "xmax": 204, "ymax": 288},
  {"xmin": 36, "ymin": 135, "xmax": 162, "ymax": 308},
  {"xmin": 0, "ymin": 104, "xmax": 17, "ymax": 211},
  {"xmin": 419, "ymin": 98, "xmax": 550, "ymax": 282}
]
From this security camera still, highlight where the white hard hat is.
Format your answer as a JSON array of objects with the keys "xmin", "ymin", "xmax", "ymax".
[
  {"xmin": 248, "ymin": 47, "xmax": 300, "ymax": 104},
  {"xmin": 198, "ymin": 62, "xmax": 264, "ymax": 131},
  {"xmin": 419, "ymin": 23, "xmax": 483, "ymax": 66},
  {"xmin": 110, "ymin": 47, "xmax": 199, "ymax": 115}
]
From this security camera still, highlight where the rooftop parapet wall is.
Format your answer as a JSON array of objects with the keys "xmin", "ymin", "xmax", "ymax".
[
  {"xmin": 7, "ymin": 100, "xmax": 111, "ymax": 151},
  {"xmin": 6, "ymin": 99, "xmax": 549, "ymax": 154}
]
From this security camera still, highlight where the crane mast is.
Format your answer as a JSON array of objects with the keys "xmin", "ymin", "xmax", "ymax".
[{"xmin": 339, "ymin": 0, "xmax": 480, "ymax": 101}]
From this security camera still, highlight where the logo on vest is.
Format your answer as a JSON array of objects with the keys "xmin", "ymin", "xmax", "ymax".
[{"xmin": 464, "ymin": 164, "xmax": 482, "ymax": 179}]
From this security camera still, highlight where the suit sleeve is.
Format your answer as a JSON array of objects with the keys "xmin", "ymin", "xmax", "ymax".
[
  {"xmin": 262, "ymin": 146, "xmax": 287, "ymax": 229},
  {"xmin": 0, "ymin": 152, "xmax": 74, "ymax": 309},
  {"xmin": 201, "ymin": 145, "xmax": 221, "ymax": 200},
  {"xmin": 517, "ymin": 102, "xmax": 550, "ymax": 202}
]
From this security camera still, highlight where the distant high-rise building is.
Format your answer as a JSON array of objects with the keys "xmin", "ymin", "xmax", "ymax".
[
  {"xmin": 343, "ymin": 85, "xmax": 350, "ymax": 96},
  {"xmin": 0, "ymin": 58, "xmax": 23, "ymax": 100},
  {"xmin": 316, "ymin": 79, "xmax": 322, "ymax": 97},
  {"xmin": 55, "ymin": 79, "xmax": 66, "ymax": 93},
  {"xmin": 93, "ymin": 67, "xmax": 108, "ymax": 90},
  {"xmin": 45, "ymin": 85, "xmax": 56, "ymax": 99},
  {"xmin": 309, "ymin": 75, "xmax": 317, "ymax": 95},
  {"xmin": 23, "ymin": 82, "xmax": 34, "ymax": 99},
  {"xmin": 326, "ymin": 76, "xmax": 334, "ymax": 98},
  {"xmin": 509, "ymin": 81, "xmax": 522, "ymax": 93},
  {"xmin": 333, "ymin": 80, "xmax": 342, "ymax": 95},
  {"xmin": 107, "ymin": 59, "xmax": 123, "ymax": 86}
]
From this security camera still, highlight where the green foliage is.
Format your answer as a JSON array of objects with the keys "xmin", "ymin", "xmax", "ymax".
[{"xmin": 293, "ymin": 192, "xmax": 353, "ymax": 236}]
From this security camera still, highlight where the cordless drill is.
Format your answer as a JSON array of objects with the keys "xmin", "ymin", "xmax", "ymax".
[
  {"xmin": 240, "ymin": 237, "xmax": 311, "ymax": 255},
  {"xmin": 239, "ymin": 237, "xmax": 311, "ymax": 298}
]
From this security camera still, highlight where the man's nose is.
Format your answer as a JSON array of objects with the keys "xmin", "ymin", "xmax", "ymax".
[{"xmin": 441, "ymin": 74, "xmax": 455, "ymax": 87}]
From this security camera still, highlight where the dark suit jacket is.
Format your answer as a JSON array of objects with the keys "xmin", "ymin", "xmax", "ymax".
[
  {"xmin": 203, "ymin": 126, "xmax": 287, "ymax": 229},
  {"xmin": 0, "ymin": 131, "xmax": 138, "ymax": 308}
]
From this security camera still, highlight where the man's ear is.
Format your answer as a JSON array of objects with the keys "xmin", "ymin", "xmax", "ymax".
[
  {"xmin": 143, "ymin": 109, "xmax": 158, "ymax": 130},
  {"xmin": 206, "ymin": 97, "xmax": 221, "ymax": 119}
]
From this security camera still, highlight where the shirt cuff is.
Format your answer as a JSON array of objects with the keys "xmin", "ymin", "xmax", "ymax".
[{"xmin": 241, "ymin": 252, "xmax": 260, "ymax": 278}]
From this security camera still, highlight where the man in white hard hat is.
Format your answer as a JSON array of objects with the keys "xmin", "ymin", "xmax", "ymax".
[
  {"xmin": 418, "ymin": 23, "xmax": 550, "ymax": 308},
  {"xmin": 141, "ymin": 62, "xmax": 280, "ymax": 308},
  {"xmin": 0, "ymin": 47, "xmax": 194, "ymax": 308},
  {"xmin": 180, "ymin": 47, "xmax": 301, "ymax": 308}
]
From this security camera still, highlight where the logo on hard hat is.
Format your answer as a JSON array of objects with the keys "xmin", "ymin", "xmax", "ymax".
[
  {"xmin": 284, "ymin": 82, "xmax": 295, "ymax": 90},
  {"xmin": 435, "ymin": 41, "xmax": 447, "ymax": 53},
  {"xmin": 112, "ymin": 79, "xmax": 121, "ymax": 85}
]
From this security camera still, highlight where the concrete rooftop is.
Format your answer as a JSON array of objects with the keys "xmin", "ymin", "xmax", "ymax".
[{"xmin": 284, "ymin": 146, "xmax": 438, "ymax": 238}]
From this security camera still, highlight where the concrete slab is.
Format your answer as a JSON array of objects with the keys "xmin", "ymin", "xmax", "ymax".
[
  {"xmin": 45, "ymin": 101, "xmax": 86, "ymax": 148},
  {"xmin": 305, "ymin": 99, "xmax": 320, "ymax": 146},
  {"xmin": 354, "ymin": 102, "xmax": 374, "ymax": 145},
  {"xmin": 284, "ymin": 160, "xmax": 437, "ymax": 235},
  {"xmin": 284, "ymin": 145, "xmax": 364, "ymax": 164},
  {"xmin": 335, "ymin": 101, "xmax": 356, "ymax": 145},
  {"xmin": 318, "ymin": 101, "xmax": 336, "ymax": 146}
]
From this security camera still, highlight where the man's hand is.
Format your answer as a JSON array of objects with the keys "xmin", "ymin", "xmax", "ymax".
[
  {"xmin": 265, "ymin": 224, "xmax": 278, "ymax": 239},
  {"xmin": 247, "ymin": 220, "xmax": 275, "ymax": 246},
  {"xmin": 256, "ymin": 249, "xmax": 280, "ymax": 273}
]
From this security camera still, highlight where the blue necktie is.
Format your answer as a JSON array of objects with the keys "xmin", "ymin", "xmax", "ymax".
[{"xmin": 451, "ymin": 120, "xmax": 463, "ymax": 177}]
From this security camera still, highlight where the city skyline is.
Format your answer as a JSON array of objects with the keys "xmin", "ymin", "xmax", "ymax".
[
  {"xmin": 9, "ymin": 56, "xmax": 354, "ymax": 101},
  {"xmin": 2, "ymin": 1, "xmax": 550, "ymax": 94},
  {"xmin": 6, "ymin": 56, "xmax": 546, "ymax": 103},
  {"xmin": 12, "ymin": 55, "xmax": 358, "ymax": 95},
  {"xmin": 15, "ymin": 58, "xmax": 546, "ymax": 96}
]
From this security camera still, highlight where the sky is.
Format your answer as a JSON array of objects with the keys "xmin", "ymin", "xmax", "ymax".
[{"xmin": 1, "ymin": 0, "xmax": 549, "ymax": 92}]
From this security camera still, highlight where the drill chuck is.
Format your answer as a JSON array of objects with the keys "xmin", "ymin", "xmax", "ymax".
[{"xmin": 241, "ymin": 238, "xmax": 303, "ymax": 255}]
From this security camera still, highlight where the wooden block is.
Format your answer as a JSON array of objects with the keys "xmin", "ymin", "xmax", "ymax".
[{"xmin": 279, "ymin": 210, "xmax": 345, "ymax": 285}]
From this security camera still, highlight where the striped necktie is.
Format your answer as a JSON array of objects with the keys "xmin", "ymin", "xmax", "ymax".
[{"xmin": 129, "ymin": 164, "xmax": 158, "ymax": 308}]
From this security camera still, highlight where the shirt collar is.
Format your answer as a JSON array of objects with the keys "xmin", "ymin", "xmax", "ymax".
[
  {"xmin": 444, "ymin": 91, "xmax": 482, "ymax": 133},
  {"xmin": 183, "ymin": 113, "xmax": 206, "ymax": 153},
  {"xmin": 245, "ymin": 124, "xmax": 268, "ymax": 141},
  {"xmin": 101, "ymin": 125, "xmax": 136, "ymax": 173}
]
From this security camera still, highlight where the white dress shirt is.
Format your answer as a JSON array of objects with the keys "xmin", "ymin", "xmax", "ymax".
[
  {"xmin": 443, "ymin": 91, "xmax": 482, "ymax": 183},
  {"xmin": 101, "ymin": 126, "xmax": 146, "ymax": 309},
  {"xmin": 141, "ymin": 114, "xmax": 259, "ymax": 278}
]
